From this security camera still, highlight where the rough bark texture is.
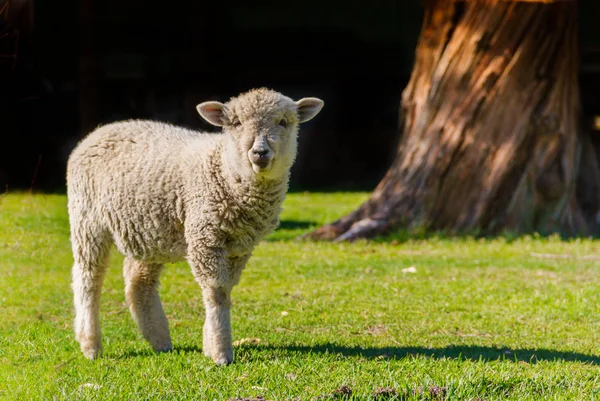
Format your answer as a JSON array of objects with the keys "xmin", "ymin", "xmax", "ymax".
[{"xmin": 308, "ymin": 0, "xmax": 599, "ymax": 241}]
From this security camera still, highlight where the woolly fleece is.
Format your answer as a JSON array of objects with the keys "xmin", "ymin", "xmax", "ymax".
[{"xmin": 67, "ymin": 88, "xmax": 323, "ymax": 364}]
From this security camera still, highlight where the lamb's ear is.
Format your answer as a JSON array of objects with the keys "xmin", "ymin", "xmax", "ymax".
[
  {"xmin": 197, "ymin": 101, "xmax": 226, "ymax": 126},
  {"xmin": 296, "ymin": 98, "xmax": 324, "ymax": 123}
]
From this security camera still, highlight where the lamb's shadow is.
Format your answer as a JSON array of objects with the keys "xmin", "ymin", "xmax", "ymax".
[
  {"xmin": 173, "ymin": 345, "xmax": 204, "ymax": 354},
  {"xmin": 241, "ymin": 343, "xmax": 600, "ymax": 365},
  {"xmin": 277, "ymin": 220, "xmax": 316, "ymax": 230},
  {"xmin": 118, "ymin": 345, "xmax": 203, "ymax": 359},
  {"xmin": 118, "ymin": 343, "xmax": 600, "ymax": 365},
  {"xmin": 266, "ymin": 219, "xmax": 318, "ymax": 241}
]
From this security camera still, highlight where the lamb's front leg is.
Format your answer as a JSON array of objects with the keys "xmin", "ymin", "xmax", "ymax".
[
  {"xmin": 188, "ymin": 245, "xmax": 235, "ymax": 365},
  {"xmin": 202, "ymin": 286, "xmax": 233, "ymax": 365}
]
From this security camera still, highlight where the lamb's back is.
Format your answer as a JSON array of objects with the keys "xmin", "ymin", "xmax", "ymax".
[
  {"xmin": 67, "ymin": 120, "xmax": 219, "ymax": 262},
  {"xmin": 68, "ymin": 120, "xmax": 214, "ymax": 170}
]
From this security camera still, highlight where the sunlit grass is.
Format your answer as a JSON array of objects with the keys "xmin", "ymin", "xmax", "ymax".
[{"xmin": 1, "ymin": 192, "xmax": 600, "ymax": 400}]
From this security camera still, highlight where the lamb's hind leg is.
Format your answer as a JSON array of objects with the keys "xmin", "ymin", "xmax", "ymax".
[
  {"xmin": 72, "ymin": 230, "xmax": 111, "ymax": 360},
  {"xmin": 123, "ymin": 257, "xmax": 172, "ymax": 352}
]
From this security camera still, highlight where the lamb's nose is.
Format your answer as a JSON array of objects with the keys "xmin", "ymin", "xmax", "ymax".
[{"xmin": 253, "ymin": 148, "xmax": 269, "ymax": 157}]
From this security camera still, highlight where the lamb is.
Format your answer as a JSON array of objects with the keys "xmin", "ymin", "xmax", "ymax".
[{"xmin": 67, "ymin": 88, "xmax": 324, "ymax": 365}]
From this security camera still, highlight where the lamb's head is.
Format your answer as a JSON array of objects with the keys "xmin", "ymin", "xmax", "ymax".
[{"xmin": 197, "ymin": 88, "xmax": 323, "ymax": 180}]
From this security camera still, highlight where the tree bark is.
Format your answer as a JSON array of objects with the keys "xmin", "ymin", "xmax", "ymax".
[{"xmin": 308, "ymin": 0, "xmax": 599, "ymax": 241}]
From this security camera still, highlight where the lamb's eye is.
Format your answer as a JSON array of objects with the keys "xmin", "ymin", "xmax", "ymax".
[
  {"xmin": 231, "ymin": 119, "xmax": 241, "ymax": 128},
  {"xmin": 278, "ymin": 118, "xmax": 288, "ymax": 128}
]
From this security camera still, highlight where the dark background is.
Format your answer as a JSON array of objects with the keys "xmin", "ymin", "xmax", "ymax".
[{"xmin": 1, "ymin": 0, "xmax": 600, "ymax": 192}]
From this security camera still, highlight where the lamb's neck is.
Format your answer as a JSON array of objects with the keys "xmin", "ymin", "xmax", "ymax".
[{"xmin": 229, "ymin": 168, "xmax": 289, "ymax": 203}]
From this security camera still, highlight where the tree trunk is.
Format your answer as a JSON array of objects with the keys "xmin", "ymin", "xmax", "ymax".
[{"xmin": 308, "ymin": 0, "xmax": 600, "ymax": 241}]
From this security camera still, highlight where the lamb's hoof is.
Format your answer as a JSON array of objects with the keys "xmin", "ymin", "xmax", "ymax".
[
  {"xmin": 154, "ymin": 345, "xmax": 173, "ymax": 354},
  {"xmin": 76, "ymin": 329, "xmax": 102, "ymax": 359},
  {"xmin": 151, "ymin": 338, "xmax": 173, "ymax": 353},
  {"xmin": 204, "ymin": 346, "xmax": 233, "ymax": 365},
  {"xmin": 213, "ymin": 355, "xmax": 233, "ymax": 366},
  {"xmin": 81, "ymin": 343, "xmax": 102, "ymax": 360},
  {"xmin": 212, "ymin": 349, "xmax": 234, "ymax": 366}
]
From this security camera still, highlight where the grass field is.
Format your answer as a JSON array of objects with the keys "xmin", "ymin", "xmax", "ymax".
[{"xmin": 2, "ymin": 192, "xmax": 600, "ymax": 400}]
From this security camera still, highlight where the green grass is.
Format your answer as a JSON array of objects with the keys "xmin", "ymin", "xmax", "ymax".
[{"xmin": 2, "ymin": 192, "xmax": 600, "ymax": 400}]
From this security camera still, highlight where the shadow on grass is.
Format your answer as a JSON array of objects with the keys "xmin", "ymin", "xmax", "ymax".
[
  {"xmin": 276, "ymin": 219, "xmax": 600, "ymax": 243},
  {"xmin": 266, "ymin": 219, "xmax": 318, "ymax": 241},
  {"xmin": 115, "ymin": 345, "xmax": 204, "ymax": 359},
  {"xmin": 277, "ymin": 220, "xmax": 316, "ymax": 230},
  {"xmin": 117, "ymin": 343, "xmax": 600, "ymax": 365},
  {"xmin": 241, "ymin": 344, "xmax": 600, "ymax": 365}
]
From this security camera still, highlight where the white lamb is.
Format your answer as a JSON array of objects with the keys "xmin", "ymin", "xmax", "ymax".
[{"xmin": 67, "ymin": 88, "xmax": 323, "ymax": 365}]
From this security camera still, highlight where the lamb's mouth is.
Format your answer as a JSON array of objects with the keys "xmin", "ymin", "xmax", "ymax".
[{"xmin": 251, "ymin": 159, "xmax": 272, "ymax": 173}]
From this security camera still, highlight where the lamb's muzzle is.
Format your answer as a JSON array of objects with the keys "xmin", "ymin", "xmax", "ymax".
[{"xmin": 249, "ymin": 137, "xmax": 273, "ymax": 171}]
